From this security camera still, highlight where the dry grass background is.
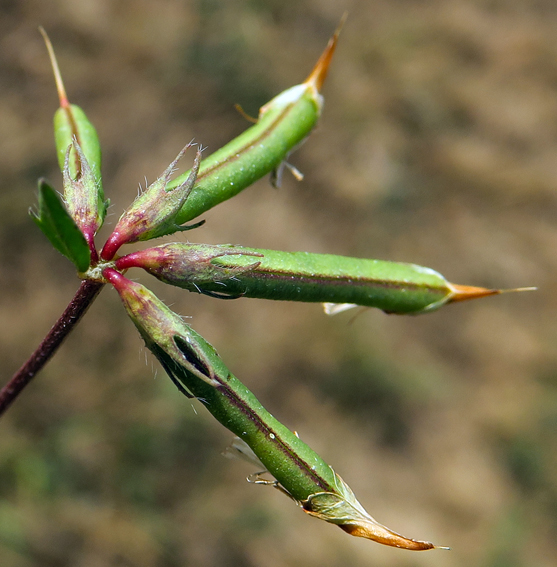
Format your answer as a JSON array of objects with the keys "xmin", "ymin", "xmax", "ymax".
[{"xmin": 1, "ymin": 1, "xmax": 556, "ymax": 566}]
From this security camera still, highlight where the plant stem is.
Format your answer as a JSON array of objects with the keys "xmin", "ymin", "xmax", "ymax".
[{"xmin": 0, "ymin": 279, "xmax": 104, "ymax": 417}]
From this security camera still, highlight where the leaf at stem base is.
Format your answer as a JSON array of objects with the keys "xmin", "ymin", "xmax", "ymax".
[{"xmin": 31, "ymin": 178, "xmax": 91, "ymax": 272}]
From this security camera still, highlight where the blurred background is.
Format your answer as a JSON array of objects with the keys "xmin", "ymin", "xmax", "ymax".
[{"xmin": 1, "ymin": 1, "xmax": 556, "ymax": 566}]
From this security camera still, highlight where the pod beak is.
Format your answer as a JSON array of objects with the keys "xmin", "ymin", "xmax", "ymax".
[
  {"xmin": 340, "ymin": 523, "xmax": 442, "ymax": 551},
  {"xmin": 304, "ymin": 13, "xmax": 347, "ymax": 92},
  {"xmin": 39, "ymin": 27, "xmax": 70, "ymax": 109},
  {"xmin": 447, "ymin": 283, "xmax": 536, "ymax": 304},
  {"xmin": 447, "ymin": 283, "xmax": 501, "ymax": 303}
]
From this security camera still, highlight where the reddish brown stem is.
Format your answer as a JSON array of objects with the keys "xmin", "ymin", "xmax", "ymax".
[{"xmin": 0, "ymin": 279, "xmax": 104, "ymax": 417}]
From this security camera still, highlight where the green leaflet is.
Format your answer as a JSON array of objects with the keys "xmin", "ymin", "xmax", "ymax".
[
  {"xmin": 115, "ymin": 243, "xmax": 499, "ymax": 315},
  {"xmin": 31, "ymin": 179, "xmax": 91, "ymax": 273}
]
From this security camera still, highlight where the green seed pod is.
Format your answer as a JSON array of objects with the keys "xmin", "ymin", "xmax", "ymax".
[
  {"xmin": 167, "ymin": 21, "xmax": 342, "ymax": 225},
  {"xmin": 41, "ymin": 27, "xmax": 103, "ymax": 181},
  {"xmin": 41, "ymin": 28, "xmax": 107, "ymax": 245},
  {"xmin": 104, "ymin": 268, "xmax": 444, "ymax": 550},
  {"xmin": 115, "ymin": 243, "xmax": 501, "ymax": 315},
  {"xmin": 54, "ymin": 104, "xmax": 102, "ymax": 183}
]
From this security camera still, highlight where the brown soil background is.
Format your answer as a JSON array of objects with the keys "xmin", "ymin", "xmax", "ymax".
[{"xmin": 1, "ymin": 1, "xmax": 556, "ymax": 566}]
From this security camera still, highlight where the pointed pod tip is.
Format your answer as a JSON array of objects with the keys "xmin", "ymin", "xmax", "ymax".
[
  {"xmin": 304, "ymin": 12, "xmax": 347, "ymax": 92},
  {"xmin": 39, "ymin": 26, "xmax": 69, "ymax": 108},
  {"xmin": 448, "ymin": 283, "xmax": 537, "ymax": 304},
  {"xmin": 448, "ymin": 283, "xmax": 501, "ymax": 303},
  {"xmin": 340, "ymin": 523, "xmax": 438, "ymax": 551},
  {"xmin": 500, "ymin": 286, "xmax": 538, "ymax": 294}
]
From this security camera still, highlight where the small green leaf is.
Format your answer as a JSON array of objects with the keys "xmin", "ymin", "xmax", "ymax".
[{"xmin": 31, "ymin": 178, "xmax": 91, "ymax": 272}]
